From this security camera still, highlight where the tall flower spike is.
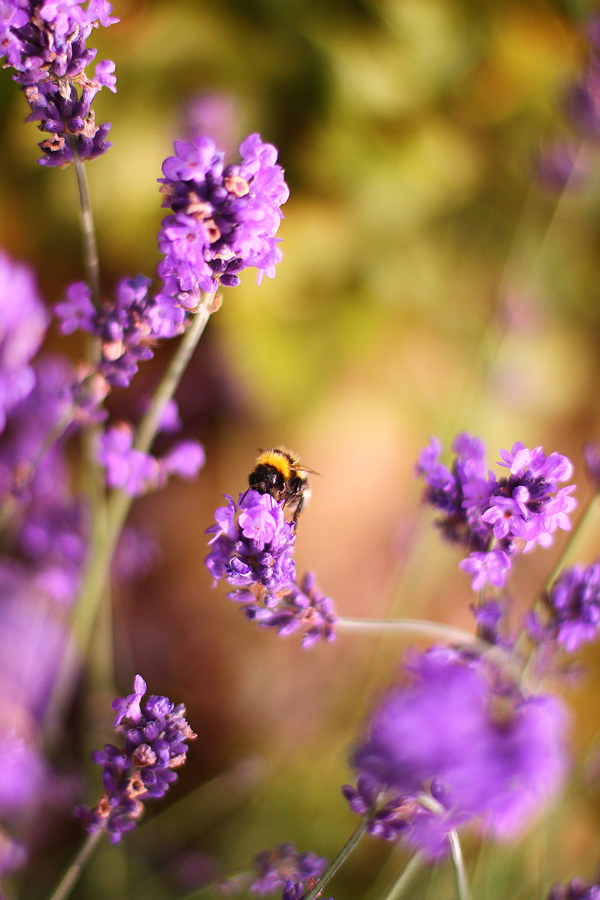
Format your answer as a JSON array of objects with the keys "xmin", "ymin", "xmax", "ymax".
[
  {"xmin": 344, "ymin": 646, "xmax": 569, "ymax": 859},
  {"xmin": 76, "ymin": 675, "xmax": 196, "ymax": 842},
  {"xmin": 156, "ymin": 133, "xmax": 289, "ymax": 314},
  {"xmin": 2, "ymin": 1, "xmax": 118, "ymax": 165},
  {"xmin": 416, "ymin": 434, "xmax": 576, "ymax": 591}
]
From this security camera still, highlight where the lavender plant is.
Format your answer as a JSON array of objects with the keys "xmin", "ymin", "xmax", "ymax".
[{"xmin": 1, "ymin": 3, "xmax": 600, "ymax": 900}]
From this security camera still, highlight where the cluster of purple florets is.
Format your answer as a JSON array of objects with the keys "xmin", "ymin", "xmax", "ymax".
[
  {"xmin": 249, "ymin": 843, "xmax": 328, "ymax": 900},
  {"xmin": 56, "ymin": 276, "xmax": 168, "ymax": 388},
  {"xmin": 98, "ymin": 421, "xmax": 205, "ymax": 496},
  {"xmin": 206, "ymin": 492, "xmax": 337, "ymax": 646},
  {"xmin": 343, "ymin": 646, "xmax": 568, "ymax": 859},
  {"xmin": 77, "ymin": 675, "xmax": 196, "ymax": 842},
  {"xmin": 0, "ymin": 0, "xmax": 117, "ymax": 165},
  {"xmin": 548, "ymin": 879, "xmax": 600, "ymax": 900},
  {"xmin": 416, "ymin": 433, "xmax": 576, "ymax": 591},
  {"xmin": 527, "ymin": 561, "xmax": 600, "ymax": 653},
  {"xmin": 157, "ymin": 133, "xmax": 289, "ymax": 309}
]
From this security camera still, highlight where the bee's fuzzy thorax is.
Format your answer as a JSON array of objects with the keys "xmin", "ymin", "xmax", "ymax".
[{"xmin": 255, "ymin": 447, "xmax": 297, "ymax": 480}]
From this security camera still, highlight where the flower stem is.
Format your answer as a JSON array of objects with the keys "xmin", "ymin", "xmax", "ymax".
[
  {"xmin": 47, "ymin": 830, "xmax": 103, "ymax": 900},
  {"xmin": 379, "ymin": 852, "xmax": 424, "ymax": 900},
  {"xmin": 72, "ymin": 153, "xmax": 100, "ymax": 305},
  {"xmin": 336, "ymin": 617, "xmax": 481, "ymax": 647},
  {"xmin": 44, "ymin": 297, "xmax": 214, "ymax": 740},
  {"xmin": 303, "ymin": 819, "xmax": 369, "ymax": 900},
  {"xmin": 448, "ymin": 829, "xmax": 471, "ymax": 900}
]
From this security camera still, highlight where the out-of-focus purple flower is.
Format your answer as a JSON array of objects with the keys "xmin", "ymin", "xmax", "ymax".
[
  {"xmin": 3, "ymin": 0, "xmax": 118, "ymax": 165},
  {"xmin": 56, "ymin": 276, "xmax": 177, "ymax": 388},
  {"xmin": 156, "ymin": 133, "xmax": 288, "ymax": 315},
  {"xmin": 0, "ymin": 827, "xmax": 27, "ymax": 878},
  {"xmin": 584, "ymin": 442, "xmax": 600, "ymax": 488},
  {"xmin": 250, "ymin": 843, "xmax": 327, "ymax": 895},
  {"xmin": 547, "ymin": 879, "xmax": 600, "ymax": 900},
  {"xmin": 527, "ymin": 562, "xmax": 600, "ymax": 653},
  {"xmin": 0, "ymin": 250, "xmax": 48, "ymax": 433},
  {"xmin": 112, "ymin": 525, "xmax": 159, "ymax": 583},
  {"xmin": 344, "ymin": 646, "xmax": 569, "ymax": 859},
  {"xmin": 459, "ymin": 549, "xmax": 511, "ymax": 591},
  {"xmin": 416, "ymin": 434, "xmax": 576, "ymax": 591},
  {"xmin": 534, "ymin": 140, "xmax": 587, "ymax": 192},
  {"xmin": 98, "ymin": 422, "xmax": 205, "ymax": 496},
  {"xmin": 470, "ymin": 599, "xmax": 504, "ymax": 644},
  {"xmin": 76, "ymin": 675, "xmax": 196, "ymax": 842},
  {"xmin": 206, "ymin": 491, "xmax": 296, "ymax": 603},
  {"xmin": 179, "ymin": 92, "xmax": 238, "ymax": 153},
  {"xmin": 99, "ymin": 423, "xmax": 160, "ymax": 495}
]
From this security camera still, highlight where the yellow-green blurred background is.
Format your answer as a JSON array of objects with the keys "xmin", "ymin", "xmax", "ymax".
[{"xmin": 4, "ymin": 0, "xmax": 600, "ymax": 897}]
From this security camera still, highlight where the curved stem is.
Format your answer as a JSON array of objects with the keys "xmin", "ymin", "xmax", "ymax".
[
  {"xmin": 448, "ymin": 830, "xmax": 471, "ymax": 900},
  {"xmin": 47, "ymin": 830, "xmax": 103, "ymax": 900},
  {"xmin": 303, "ymin": 819, "xmax": 369, "ymax": 900},
  {"xmin": 379, "ymin": 852, "xmax": 424, "ymax": 900},
  {"xmin": 73, "ymin": 154, "xmax": 101, "ymax": 305},
  {"xmin": 336, "ymin": 617, "xmax": 480, "ymax": 647}
]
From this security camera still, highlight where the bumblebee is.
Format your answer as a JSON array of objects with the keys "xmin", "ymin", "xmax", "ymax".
[{"xmin": 248, "ymin": 446, "xmax": 313, "ymax": 524}]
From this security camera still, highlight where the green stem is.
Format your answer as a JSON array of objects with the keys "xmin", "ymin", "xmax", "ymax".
[
  {"xmin": 379, "ymin": 852, "xmax": 424, "ymax": 900},
  {"xmin": 336, "ymin": 617, "xmax": 481, "ymax": 647},
  {"xmin": 46, "ymin": 830, "xmax": 103, "ymax": 900},
  {"xmin": 73, "ymin": 154, "xmax": 101, "ymax": 305},
  {"xmin": 303, "ymin": 819, "xmax": 369, "ymax": 900},
  {"xmin": 75, "ymin": 295, "xmax": 213, "ymax": 644},
  {"xmin": 448, "ymin": 830, "xmax": 471, "ymax": 900}
]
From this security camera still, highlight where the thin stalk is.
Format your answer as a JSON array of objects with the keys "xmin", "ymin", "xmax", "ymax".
[
  {"xmin": 73, "ymin": 154, "xmax": 100, "ymax": 304},
  {"xmin": 379, "ymin": 852, "xmax": 424, "ymax": 900},
  {"xmin": 336, "ymin": 617, "xmax": 481, "ymax": 647},
  {"xmin": 448, "ymin": 830, "xmax": 471, "ymax": 900},
  {"xmin": 303, "ymin": 819, "xmax": 369, "ymax": 900},
  {"xmin": 74, "ymin": 294, "xmax": 213, "ymax": 648},
  {"xmin": 47, "ymin": 830, "xmax": 103, "ymax": 900}
]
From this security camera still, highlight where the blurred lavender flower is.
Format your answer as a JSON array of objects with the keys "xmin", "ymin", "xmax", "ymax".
[
  {"xmin": 0, "ymin": 827, "xmax": 26, "ymax": 878},
  {"xmin": 584, "ymin": 442, "xmax": 600, "ymax": 487},
  {"xmin": 98, "ymin": 422, "xmax": 204, "ymax": 496},
  {"xmin": 76, "ymin": 675, "xmax": 196, "ymax": 842},
  {"xmin": 535, "ymin": 140, "xmax": 587, "ymax": 192},
  {"xmin": 0, "ymin": 250, "xmax": 48, "ymax": 433},
  {"xmin": 179, "ymin": 92, "xmax": 238, "ymax": 153},
  {"xmin": 250, "ymin": 843, "xmax": 327, "ymax": 895},
  {"xmin": 56, "ymin": 276, "xmax": 174, "ymax": 387},
  {"xmin": 1, "ymin": 0, "xmax": 117, "ymax": 165},
  {"xmin": 157, "ymin": 133, "xmax": 289, "ymax": 314},
  {"xmin": 527, "ymin": 562, "xmax": 600, "ymax": 653},
  {"xmin": 548, "ymin": 879, "xmax": 600, "ymax": 900},
  {"xmin": 416, "ymin": 434, "xmax": 576, "ymax": 590},
  {"xmin": 343, "ymin": 646, "xmax": 568, "ymax": 859}
]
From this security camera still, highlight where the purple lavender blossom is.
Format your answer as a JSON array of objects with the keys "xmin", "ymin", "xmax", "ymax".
[
  {"xmin": 206, "ymin": 491, "xmax": 296, "ymax": 604},
  {"xmin": 237, "ymin": 570, "xmax": 337, "ymax": 648},
  {"xmin": 3, "ymin": 0, "xmax": 118, "ymax": 165},
  {"xmin": 0, "ymin": 250, "xmax": 48, "ymax": 433},
  {"xmin": 76, "ymin": 675, "xmax": 196, "ymax": 842},
  {"xmin": 156, "ymin": 133, "xmax": 289, "ymax": 312},
  {"xmin": 250, "ymin": 843, "xmax": 327, "ymax": 895},
  {"xmin": 344, "ymin": 646, "xmax": 569, "ymax": 859},
  {"xmin": 547, "ymin": 879, "xmax": 600, "ymax": 900},
  {"xmin": 55, "ymin": 276, "xmax": 183, "ymax": 387},
  {"xmin": 98, "ymin": 422, "xmax": 205, "ymax": 496},
  {"xmin": 416, "ymin": 434, "xmax": 576, "ymax": 591},
  {"xmin": 527, "ymin": 562, "xmax": 600, "ymax": 653}
]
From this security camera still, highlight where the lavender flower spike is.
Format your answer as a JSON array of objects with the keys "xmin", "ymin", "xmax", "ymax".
[
  {"xmin": 76, "ymin": 675, "xmax": 196, "ymax": 842},
  {"xmin": 156, "ymin": 133, "xmax": 288, "ymax": 313},
  {"xmin": 3, "ymin": 0, "xmax": 118, "ymax": 165},
  {"xmin": 344, "ymin": 646, "xmax": 569, "ymax": 859}
]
